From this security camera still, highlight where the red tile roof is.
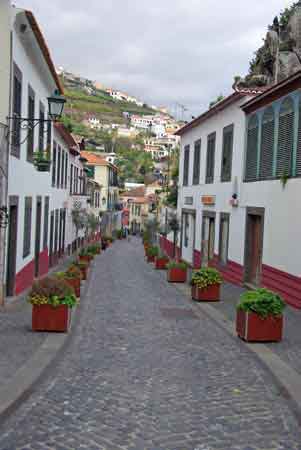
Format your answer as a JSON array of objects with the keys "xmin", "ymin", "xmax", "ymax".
[
  {"xmin": 25, "ymin": 11, "xmax": 63, "ymax": 94},
  {"xmin": 120, "ymin": 186, "xmax": 146, "ymax": 197},
  {"xmin": 80, "ymin": 151, "xmax": 118, "ymax": 170},
  {"xmin": 175, "ymin": 91, "xmax": 255, "ymax": 136}
]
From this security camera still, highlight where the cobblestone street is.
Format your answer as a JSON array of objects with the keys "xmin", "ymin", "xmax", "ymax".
[{"xmin": 0, "ymin": 239, "xmax": 301, "ymax": 450}]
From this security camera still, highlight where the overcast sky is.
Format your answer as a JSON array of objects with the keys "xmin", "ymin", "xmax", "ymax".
[{"xmin": 16, "ymin": 0, "xmax": 293, "ymax": 119}]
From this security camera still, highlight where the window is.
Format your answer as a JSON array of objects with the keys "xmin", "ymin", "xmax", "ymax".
[
  {"xmin": 221, "ymin": 125, "xmax": 234, "ymax": 182},
  {"xmin": 61, "ymin": 151, "xmax": 65, "ymax": 188},
  {"xmin": 183, "ymin": 145, "xmax": 190, "ymax": 186},
  {"xmin": 43, "ymin": 197, "xmax": 49, "ymax": 249},
  {"xmin": 193, "ymin": 140, "xmax": 201, "ymax": 185},
  {"xmin": 184, "ymin": 213, "xmax": 189, "ymax": 247},
  {"xmin": 39, "ymin": 103, "xmax": 45, "ymax": 151},
  {"xmin": 12, "ymin": 63, "xmax": 22, "ymax": 157},
  {"xmin": 57, "ymin": 145, "xmax": 61, "ymax": 188},
  {"xmin": 70, "ymin": 164, "xmax": 73, "ymax": 194},
  {"xmin": 52, "ymin": 141, "xmax": 57, "ymax": 187},
  {"xmin": 260, "ymin": 108, "xmax": 275, "ymax": 180},
  {"xmin": 65, "ymin": 154, "xmax": 68, "ymax": 189},
  {"xmin": 245, "ymin": 115, "xmax": 259, "ymax": 182},
  {"xmin": 27, "ymin": 86, "xmax": 35, "ymax": 162},
  {"xmin": 206, "ymin": 133, "xmax": 216, "ymax": 184},
  {"xmin": 219, "ymin": 213, "xmax": 230, "ymax": 265},
  {"xmin": 297, "ymin": 100, "xmax": 301, "ymax": 177},
  {"xmin": 49, "ymin": 211, "xmax": 54, "ymax": 267},
  {"xmin": 54, "ymin": 209, "xmax": 59, "ymax": 255},
  {"xmin": 276, "ymin": 97, "xmax": 294, "ymax": 178},
  {"xmin": 23, "ymin": 197, "xmax": 32, "ymax": 258}
]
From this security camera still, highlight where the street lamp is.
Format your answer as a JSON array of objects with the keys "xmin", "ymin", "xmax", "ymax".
[
  {"xmin": 8, "ymin": 89, "xmax": 66, "ymax": 144},
  {"xmin": 47, "ymin": 90, "xmax": 67, "ymax": 120}
]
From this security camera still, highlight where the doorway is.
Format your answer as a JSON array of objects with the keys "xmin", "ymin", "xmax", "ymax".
[
  {"xmin": 181, "ymin": 209, "xmax": 196, "ymax": 265},
  {"xmin": 202, "ymin": 212, "xmax": 216, "ymax": 267},
  {"xmin": 34, "ymin": 197, "xmax": 42, "ymax": 277},
  {"xmin": 6, "ymin": 196, "xmax": 19, "ymax": 296},
  {"xmin": 244, "ymin": 208, "xmax": 265, "ymax": 287}
]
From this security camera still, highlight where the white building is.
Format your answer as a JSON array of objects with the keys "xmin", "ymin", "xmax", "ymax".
[
  {"xmin": 173, "ymin": 78, "xmax": 301, "ymax": 309},
  {"xmin": 0, "ymin": 0, "xmax": 12, "ymax": 304}
]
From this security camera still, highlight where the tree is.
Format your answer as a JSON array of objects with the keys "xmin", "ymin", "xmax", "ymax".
[{"xmin": 209, "ymin": 94, "xmax": 225, "ymax": 109}]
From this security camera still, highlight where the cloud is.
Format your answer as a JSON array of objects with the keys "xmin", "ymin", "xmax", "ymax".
[{"xmin": 16, "ymin": 0, "xmax": 291, "ymax": 118}]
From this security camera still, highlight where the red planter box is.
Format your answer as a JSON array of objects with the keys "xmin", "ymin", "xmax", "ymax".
[
  {"xmin": 147, "ymin": 255, "xmax": 155, "ymax": 263},
  {"xmin": 79, "ymin": 255, "xmax": 92, "ymax": 264},
  {"xmin": 78, "ymin": 266, "xmax": 88, "ymax": 280},
  {"xmin": 32, "ymin": 305, "xmax": 72, "ymax": 332},
  {"xmin": 64, "ymin": 277, "xmax": 80, "ymax": 298},
  {"xmin": 155, "ymin": 257, "xmax": 169, "ymax": 270},
  {"xmin": 236, "ymin": 310, "xmax": 283, "ymax": 342},
  {"xmin": 192, "ymin": 284, "xmax": 220, "ymax": 302},
  {"xmin": 167, "ymin": 268, "xmax": 187, "ymax": 283}
]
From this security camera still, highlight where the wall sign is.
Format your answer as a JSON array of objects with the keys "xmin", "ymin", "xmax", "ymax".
[
  {"xmin": 184, "ymin": 196, "xmax": 193, "ymax": 205},
  {"xmin": 201, "ymin": 195, "xmax": 216, "ymax": 206}
]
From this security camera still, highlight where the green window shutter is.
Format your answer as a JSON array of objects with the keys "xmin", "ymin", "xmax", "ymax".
[
  {"xmin": 221, "ymin": 124, "xmax": 234, "ymax": 182},
  {"xmin": 43, "ymin": 197, "xmax": 50, "ymax": 250},
  {"xmin": 260, "ymin": 107, "xmax": 274, "ymax": 180},
  {"xmin": 296, "ymin": 102, "xmax": 301, "ymax": 176},
  {"xmin": 183, "ymin": 145, "xmax": 190, "ymax": 186},
  {"xmin": 23, "ymin": 197, "xmax": 32, "ymax": 258},
  {"xmin": 245, "ymin": 115, "xmax": 258, "ymax": 182},
  {"xmin": 193, "ymin": 139, "xmax": 201, "ymax": 185},
  {"xmin": 276, "ymin": 97, "xmax": 294, "ymax": 178},
  {"xmin": 206, "ymin": 132, "xmax": 216, "ymax": 184}
]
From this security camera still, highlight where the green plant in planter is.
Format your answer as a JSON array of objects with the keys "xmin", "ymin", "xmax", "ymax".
[
  {"xmin": 33, "ymin": 146, "xmax": 51, "ymax": 172},
  {"xmin": 167, "ymin": 261, "xmax": 188, "ymax": 270},
  {"xmin": 237, "ymin": 288, "xmax": 286, "ymax": 319},
  {"xmin": 191, "ymin": 267, "xmax": 223, "ymax": 290},
  {"xmin": 143, "ymin": 230, "xmax": 151, "ymax": 243},
  {"xmin": 116, "ymin": 229, "xmax": 123, "ymax": 238},
  {"xmin": 28, "ymin": 277, "xmax": 77, "ymax": 308},
  {"xmin": 79, "ymin": 248, "xmax": 94, "ymax": 258},
  {"xmin": 74, "ymin": 260, "xmax": 89, "ymax": 269},
  {"xmin": 87, "ymin": 244, "xmax": 101, "ymax": 255},
  {"xmin": 147, "ymin": 246, "xmax": 159, "ymax": 257}
]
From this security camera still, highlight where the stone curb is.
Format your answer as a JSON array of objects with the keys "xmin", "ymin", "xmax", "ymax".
[
  {"xmin": 174, "ymin": 282, "xmax": 301, "ymax": 422},
  {"xmin": 0, "ymin": 256, "xmax": 97, "ymax": 425}
]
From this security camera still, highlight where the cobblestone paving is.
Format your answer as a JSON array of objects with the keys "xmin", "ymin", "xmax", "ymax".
[
  {"xmin": 0, "ymin": 239, "xmax": 301, "ymax": 450},
  {"xmin": 210, "ymin": 283, "xmax": 301, "ymax": 376}
]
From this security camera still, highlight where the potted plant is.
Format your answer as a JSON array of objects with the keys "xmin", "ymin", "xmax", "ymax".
[
  {"xmin": 236, "ymin": 288, "xmax": 286, "ymax": 342},
  {"xmin": 87, "ymin": 243, "xmax": 101, "ymax": 255},
  {"xmin": 33, "ymin": 146, "xmax": 51, "ymax": 172},
  {"xmin": 191, "ymin": 267, "xmax": 222, "ymax": 302},
  {"xmin": 117, "ymin": 229, "xmax": 123, "ymax": 240},
  {"xmin": 155, "ymin": 252, "xmax": 169, "ymax": 270},
  {"xmin": 74, "ymin": 260, "xmax": 89, "ymax": 280},
  {"xmin": 146, "ymin": 246, "xmax": 159, "ymax": 263},
  {"xmin": 55, "ymin": 265, "xmax": 82, "ymax": 298},
  {"xmin": 78, "ymin": 248, "xmax": 94, "ymax": 263},
  {"xmin": 29, "ymin": 277, "xmax": 77, "ymax": 332},
  {"xmin": 167, "ymin": 261, "xmax": 188, "ymax": 283}
]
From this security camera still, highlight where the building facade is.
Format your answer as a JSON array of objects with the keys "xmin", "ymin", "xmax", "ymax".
[
  {"xmin": 175, "ymin": 80, "xmax": 301, "ymax": 308},
  {"xmin": 0, "ymin": 0, "xmax": 12, "ymax": 304}
]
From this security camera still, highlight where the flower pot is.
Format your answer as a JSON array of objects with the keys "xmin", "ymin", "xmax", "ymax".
[
  {"xmin": 64, "ymin": 277, "xmax": 80, "ymax": 298},
  {"xmin": 79, "ymin": 255, "xmax": 92, "ymax": 264},
  {"xmin": 32, "ymin": 305, "xmax": 72, "ymax": 332},
  {"xmin": 79, "ymin": 266, "xmax": 88, "ymax": 280},
  {"xmin": 155, "ymin": 257, "xmax": 169, "ymax": 270},
  {"xmin": 35, "ymin": 160, "xmax": 51, "ymax": 172},
  {"xmin": 147, "ymin": 255, "xmax": 155, "ymax": 263},
  {"xmin": 167, "ymin": 268, "xmax": 187, "ymax": 283},
  {"xmin": 192, "ymin": 284, "xmax": 220, "ymax": 302},
  {"xmin": 236, "ymin": 310, "xmax": 283, "ymax": 342}
]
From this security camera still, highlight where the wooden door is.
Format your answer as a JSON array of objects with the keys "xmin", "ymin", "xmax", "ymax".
[
  {"xmin": 34, "ymin": 197, "xmax": 42, "ymax": 277},
  {"xmin": 244, "ymin": 209, "xmax": 264, "ymax": 286},
  {"xmin": 6, "ymin": 199, "xmax": 18, "ymax": 296}
]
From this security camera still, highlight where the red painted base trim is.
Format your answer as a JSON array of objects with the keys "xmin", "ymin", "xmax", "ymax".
[
  {"xmin": 262, "ymin": 264, "xmax": 301, "ymax": 309},
  {"xmin": 159, "ymin": 236, "xmax": 180, "ymax": 260},
  {"xmin": 38, "ymin": 249, "xmax": 49, "ymax": 277},
  {"xmin": 193, "ymin": 250, "xmax": 201, "ymax": 269},
  {"xmin": 15, "ymin": 260, "xmax": 35, "ymax": 296}
]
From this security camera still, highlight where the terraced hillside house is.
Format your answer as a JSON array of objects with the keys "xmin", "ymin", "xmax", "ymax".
[{"xmin": 0, "ymin": 0, "xmax": 12, "ymax": 304}]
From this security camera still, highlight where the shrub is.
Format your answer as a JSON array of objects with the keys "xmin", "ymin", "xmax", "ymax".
[
  {"xmin": 147, "ymin": 246, "xmax": 159, "ymax": 257},
  {"xmin": 237, "ymin": 288, "xmax": 286, "ymax": 318},
  {"xmin": 116, "ymin": 229, "xmax": 123, "ymax": 238},
  {"xmin": 66, "ymin": 265, "xmax": 83, "ymax": 279},
  {"xmin": 79, "ymin": 248, "xmax": 94, "ymax": 257},
  {"xmin": 28, "ymin": 277, "xmax": 77, "ymax": 308},
  {"xmin": 191, "ymin": 268, "xmax": 222, "ymax": 290},
  {"xmin": 167, "ymin": 260, "xmax": 188, "ymax": 270}
]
